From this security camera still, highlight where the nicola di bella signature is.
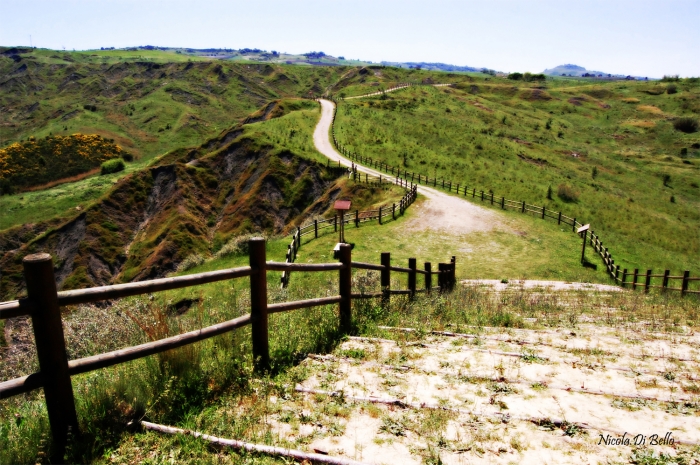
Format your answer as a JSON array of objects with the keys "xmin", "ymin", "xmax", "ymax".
[{"xmin": 598, "ymin": 432, "xmax": 675, "ymax": 446}]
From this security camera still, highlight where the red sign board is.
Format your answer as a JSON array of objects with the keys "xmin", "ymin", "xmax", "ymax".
[{"xmin": 334, "ymin": 200, "xmax": 351, "ymax": 211}]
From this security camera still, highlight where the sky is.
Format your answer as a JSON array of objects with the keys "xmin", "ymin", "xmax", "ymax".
[{"xmin": 1, "ymin": 0, "xmax": 698, "ymax": 78}]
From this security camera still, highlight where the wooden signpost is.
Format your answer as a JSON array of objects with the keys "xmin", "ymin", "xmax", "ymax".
[{"xmin": 577, "ymin": 224, "xmax": 590, "ymax": 264}]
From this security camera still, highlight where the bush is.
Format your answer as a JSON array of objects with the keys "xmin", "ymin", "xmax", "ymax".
[
  {"xmin": 100, "ymin": 158, "xmax": 125, "ymax": 175},
  {"xmin": 507, "ymin": 72, "xmax": 523, "ymax": 81},
  {"xmin": 666, "ymin": 84, "xmax": 678, "ymax": 94},
  {"xmin": 122, "ymin": 152, "xmax": 133, "ymax": 162},
  {"xmin": 557, "ymin": 183, "xmax": 579, "ymax": 203},
  {"xmin": 673, "ymin": 117, "xmax": 699, "ymax": 133},
  {"xmin": 176, "ymin": 253, "xmax": 205, "ymax": 272},
  {"xmin": 214, "ymin": 233, "xmax": 268, "ymax": 260}
]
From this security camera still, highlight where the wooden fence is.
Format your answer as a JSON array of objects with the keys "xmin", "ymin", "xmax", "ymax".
[
  {"xmin": 0, "ymin": 239, "xmax": 455, "ymax": 455},
  {"xmin": 281, "ymin": 167, "xmax": 418, "ymax": 286},
  {"xmin": 328, "ymin": 105, "xmax": 698, "ymax": 296}
]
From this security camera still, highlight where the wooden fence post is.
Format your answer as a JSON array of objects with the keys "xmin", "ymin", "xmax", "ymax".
[
  {"xmin": 615, "ymin": 265, "xmax": 620, "ymax": 281},
  {"xmin": 438, "ymin": 263, "xmax": 446, "ymax": 291},
  {"xmin": 381, "ymin": 252, "xmax": 391, "ymax": 308},
  {"xmin": 644, "ymin": 270, "xmax": 652, "ymax": 293},
  {"xmin": 541, "ymin": 205, "xmax": 546, "ymax": 219},
  {"xmin": 662, "ymin": 270, "xmax": 670, "ymax": 293},
  {"xmin": 491, "ymin": 193, "xmax": 494, "ymax": 205},
  {"xmin": 572, "ymin": 218, "xmax": 576, "ymax": 232},
  {"xmin": 632, "ymin": 269, "xmax": 639, "ymax": 290},
  {"xmin": 472, "ymin": 188, "xmax": 476, "ymax": 198},
  {"xmin": 425, "ymin": 262, "xmax": 432, "ymax": 294},
  {"xmin": 501, "ymin": 197, "xmax": 505, "ymax": 209},
  {"xmin": 23, "ymin": 253, "xmax": 79, "ymax": 460},
  {"xmin": 682, "ymin": 270, "xmax": 690, "ymax": 296},
  {"xmin": 521, "ymin": 201, "xmax": 525, "ymax": 213},
  {"xmin": 379, "ymin": 206, "xmax": 382, "ymax": 225},
  {"xmin": 451, "ymin": 256, "xmax": 457, "ymax": 290},
  {"xmin": 481, "ymin": 191, "xmax": 484, "ymax": 201},
  {"xmin": 622, "ymin": 268, "xmax": 628, "ymax": 288},
  {"xmin": 339, "ymin": 244, "xmax": 352, "ymax": 333},
  {"xmin": 408, "ymin": 258, "xmax": 416, "ymax": 300},
  {"xmin": 558, "ymin": 211, "xmax": 562, "ymax": 225},
  {"xmin": 314, "ymin": 219, "xmax": 318, "ymax": 238},
  {"xmin": 355, "ymin": 210, "xmax": 359, "ymax": 227},
  {"xmin": 392, "ymin": 203, "xmax": 396, "ymax": 220},
  {"xmin": 249, "ymin": 238, "xmax": 269, "ymax": 372}
]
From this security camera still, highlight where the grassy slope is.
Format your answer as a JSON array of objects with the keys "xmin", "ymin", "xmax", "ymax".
[{"xmin": 333, "ymin": 80, "xmax": 700, "ymax": 273}]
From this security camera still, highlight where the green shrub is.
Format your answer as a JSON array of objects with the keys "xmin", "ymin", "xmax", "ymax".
[
  {"xmin": 666, "ymin": 84, "xmax": 678, "ymax": 94},
  {"xmin": 100, "ymin": 158, "xmax": 125, "ymax": 175},
  {"xmin": 557, "ymin": 183, "xmax": 579, "ymax": 202},
  {"xmin": 122, "ymin": 152, "xmax": 134, "ymax": 162},
  {"xmin": 673, "ymin": 117, "xmax": 699, "ymax": 133}
]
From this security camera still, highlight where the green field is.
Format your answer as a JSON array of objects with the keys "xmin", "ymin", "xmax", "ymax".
[{"xmin": 333, "ymin": 81, "xmax": 700, "ymax": 274}]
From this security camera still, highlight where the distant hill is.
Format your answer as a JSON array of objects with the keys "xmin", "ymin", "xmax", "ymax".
[
  {"xmin": 380, "ymin": 61, "xmax": 481, "ymax": 73},
  {"xmin": 543, "ymin": 64, "xmax": 649, "ymax": 80}
]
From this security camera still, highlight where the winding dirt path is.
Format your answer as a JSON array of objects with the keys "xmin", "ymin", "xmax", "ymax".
[
  {"xmin": 313, "ymin": 98, "xmax": 500, "ymax": 235},
  {"xmin": 312, "ymin": 99, "xmax": 625, "ymax": 292}
]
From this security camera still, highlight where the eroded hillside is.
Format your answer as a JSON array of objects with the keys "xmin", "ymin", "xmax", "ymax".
[{"xmin": 0, "ymin": 129, "xmax": 347, "ymax": 299}]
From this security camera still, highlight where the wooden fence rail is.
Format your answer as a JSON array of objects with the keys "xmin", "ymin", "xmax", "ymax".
[{"xmin": 0, "ymin": 239, "xmax": 455, "ymax": 457}]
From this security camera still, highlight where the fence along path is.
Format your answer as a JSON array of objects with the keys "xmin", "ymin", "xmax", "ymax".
[
  {"xmin": 0, "ymin": 240, "xmax": 455, "ymax": 458},
  {"xmin": 321, "ymin": 97, "xmax": 698, "ymax": 296},
  {"xmin": 281, "ymin": 164, "xmax": 417, "ymax": 287}
]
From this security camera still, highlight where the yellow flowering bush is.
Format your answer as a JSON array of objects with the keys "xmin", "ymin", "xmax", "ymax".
[{"xmin": 0, "ymin": 134, "xmax": 129, "ymax": 193}]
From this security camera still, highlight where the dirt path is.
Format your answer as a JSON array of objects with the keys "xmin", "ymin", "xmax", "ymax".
[
  {"xmin": 344, "ymin": 83, "xmax": 451, "ymax": 100},
  {"xmin": 313, "ymin": 99, "xmax": 626, "ymax": 293},
  {"xmin": 314, "ymin": 99, "xmax": 501, "ymax": 235}
]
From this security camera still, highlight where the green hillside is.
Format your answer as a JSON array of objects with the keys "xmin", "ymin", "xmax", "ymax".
[
  {"xmin": 333, "ymin": 80, "xmax": 700, "ymax": 273},
  {"xmin": 0, "ymin": 46, "xmax": 350, "ymax": 165}
]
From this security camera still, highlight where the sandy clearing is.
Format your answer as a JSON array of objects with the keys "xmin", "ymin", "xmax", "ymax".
[
  {"xmin": 284, "ymin": 331, "xmax": 700, "ymax": 464},
  {"xmin": 462, "ymin": 279, "xmax": 622, "ymax": 293}
]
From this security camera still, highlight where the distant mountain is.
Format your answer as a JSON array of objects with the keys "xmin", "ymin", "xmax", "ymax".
[
  {"xmin": 542, "ymin": 64, "xmax": 649, "ymax": 80},
  {"xmin": 543, "ymin": 64, "xmax": 610, "ymax": 77}
]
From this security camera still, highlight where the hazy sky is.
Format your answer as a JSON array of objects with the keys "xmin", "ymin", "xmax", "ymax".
[{"xmin": 2, "ymin": 0, "xmax": 698, "ymax": 77}]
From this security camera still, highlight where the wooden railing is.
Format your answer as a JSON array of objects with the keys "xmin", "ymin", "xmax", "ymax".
[
  {"xmin": 281, "ymin": 168, "xmax": 418, "ymax": 287},
  {"xmin": 587, "ymin": 231, "xmax": 698, "ymax": 294},
  {"xmin": 0, "ymin": 239, "xmax": 455, "ymax": 455}
]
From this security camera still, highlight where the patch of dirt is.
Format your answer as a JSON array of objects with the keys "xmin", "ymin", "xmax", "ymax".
[
  {"xmin": 517, "ymin": 153, "xmax": 549, "ymax": 166},
  {"xmin": 520, "ymin": 89, "xmax": 553, "ymax": 101}
]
